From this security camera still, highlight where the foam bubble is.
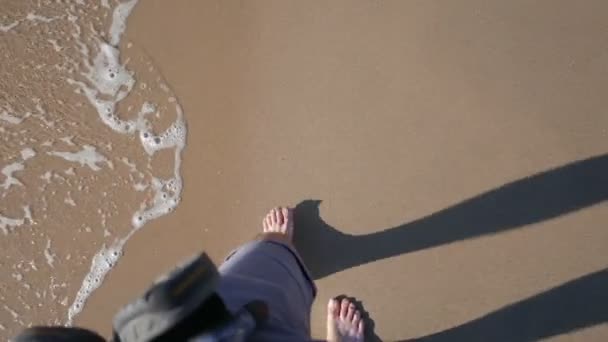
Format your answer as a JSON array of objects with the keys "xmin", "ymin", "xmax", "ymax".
[
  {"xmin": 140, "ymin": 109, "xmax": 186, "ymax": 155},
  {"xmin": 67, "ymin": 52, "xmax": 141, "ymax": 135},
  {"xmin": 66, "ymin": 38, "xmax": 138, "ymax": 134},
  {"xmin": 86, "ymin": 43, "xmax": 135, "ymax": 98},
  {"xmin": 131, "ymin": 175, "xmax": 182, "ymax": 230}
]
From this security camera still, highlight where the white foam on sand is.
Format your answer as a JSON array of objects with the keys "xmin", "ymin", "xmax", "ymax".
[
  {"xmin": 3, "ymin": 305, "xmax": 20, "ymax": 320},
  {"xmin": 66, "ymin": 0, "xmax": 188, "ymax": 325},
  {"xmin": 1, "ymin": 10, "xmax": 59, "ymax": 34},
  {"xmin": 1, "ymin": 162, "xmax": 25, "ymax": 190},
  {"xmin": 67, "ymin": 242, "xmax": 123, "ymax": 324},
  {"xmin": 40, "ymin": 171, "xmax": 53, "ymax": 183},
  {"xmin": 0, "ymin": 206, "xmax": 33, "ymax": 235},
  {"xmin": 0, "ymin": 110, "xmax": 25, "ymax": 124},
  {"xmin": 26, "ymin": 13, "xmax": 58, "ymax": 24},
  {"xmin": 20, "ymin": 148, "xmax": 36, "ymax": 161},
  {"xmin": 1, "ymin": 147, "xmax": 38, "ymax": 191},
  {"xmin": 44, "ymin": 239, "xmax": 56, "ymax": 268},
  {"xmin": 64, "ymin": 196, "xmax": 76, "ymax": 207},
  {"xmin": 0, "ymin": 0, "xmax": 186, "ymax": 327},
  {"xmin": 109, "ymin": 0, "xmax": 138, "ymax": 46},
  {"xmin": 133, "ymin": 182, "xmax": 147, "ymax": 191},
  {"xmin": 48, "ymin": 145, "xmax": 110, "ymax": 171},
  {"xmin": 66, "ymin": 43, "xmax": 135, "ymax": 133},
  {"xmin": 0, "ymin": 21, "xmax": 19, "ymax": 33},
  {"xmin": 47, "ymin": 39, "xmax": 62, "ymax": 52},
  {"xmin": 59, "ymin": 136, "xmax": 75, "ymax": 146},
  {"xmin": 1, "ymin": 9, "xmax": 64, "ymax": 36}
]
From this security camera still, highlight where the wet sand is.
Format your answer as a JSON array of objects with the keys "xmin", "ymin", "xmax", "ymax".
[{"xmin": 75, "ymin": 1, "xmax": 608, "ymax": 340}]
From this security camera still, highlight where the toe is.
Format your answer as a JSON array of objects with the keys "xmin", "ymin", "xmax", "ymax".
[
  {"xmin": 265, "ymin": 214, "xmax": 273, "ymax": 229},
  {"xmin": 271, "ymin": 208, "xmax": 279, "ymax": 225},
  {"xmin": 357, "ymin": 320, "xmax": 364, "ymax": 337},
  {"xmin": 346, "ymin": 303, "xmax": 355, "ymax": 321},
  {"xmin": 327, "ymin": 298, "xmax": 339, "ymax": 318},
  {"xmin": 281, "ymin": 207, "xmax": 289, "ymax": 225},
  {"xmin": 340, "ymin": 299, "xmax": 349, "ymax": 320},
  {"xmin": 276, "ymin": 207, "xmax": 285, "ymax": 226}
]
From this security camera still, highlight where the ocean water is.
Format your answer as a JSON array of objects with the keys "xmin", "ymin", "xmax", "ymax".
[{"xmin": 0, "ymin": 0, "xmax": 186, "ymax": 338}]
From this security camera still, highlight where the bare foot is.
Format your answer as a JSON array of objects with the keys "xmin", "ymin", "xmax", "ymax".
[
  {"xmin": 262, "ymin": 207, "xmax": 294, "ymax": 242},
  {"xmin": 327, "ymin": 298, "xmax": 364, "ymax": 342}
]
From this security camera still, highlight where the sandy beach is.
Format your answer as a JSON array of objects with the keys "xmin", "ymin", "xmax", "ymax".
[{"xmin": 2, "ymin": 0, "xmax": 608, "ymax": 340}]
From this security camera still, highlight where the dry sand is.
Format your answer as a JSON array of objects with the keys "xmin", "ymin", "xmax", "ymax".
[{"xmin": 7, "ymin": 0, "xmax": 608, "ymax": 340}]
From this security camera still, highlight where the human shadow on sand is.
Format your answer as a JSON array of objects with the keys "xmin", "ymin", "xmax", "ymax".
[
  {"xmin": 293, "ymin": 153, "xmax": 608, "ymax": 280},
  {"xmin": 293, "ymin": 153, "xmax": 608, "ymax": 341},
  {"xmin": 404, "ymin": 268, "xmax": 608, "ymax": 341}
]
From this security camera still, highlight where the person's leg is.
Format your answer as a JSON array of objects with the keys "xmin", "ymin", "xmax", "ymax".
[
  {"xmin": 216, "ymin": 207, "xmax": 316, "ymax": 340},
  {"xmin": 216, "ymin": 206, "xmax": 366, "ymax": 342}
]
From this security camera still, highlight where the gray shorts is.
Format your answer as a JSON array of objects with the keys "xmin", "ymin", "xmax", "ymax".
[{"xmin": 216, "ymin": 240, "xmax": 317, "ymax": 341}]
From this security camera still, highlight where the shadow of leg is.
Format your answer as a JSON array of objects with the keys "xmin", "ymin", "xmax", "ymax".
[
  {"xmin": 293, "ymin": 200, "xmax": 359, "ymax": 279},
  {"xmin": 294, "ymin": 155, "xmax": 608, "ymax": 281},
  {"xmin": 405, "ymin": 268, "xmax": 608, "ymax": 342}
]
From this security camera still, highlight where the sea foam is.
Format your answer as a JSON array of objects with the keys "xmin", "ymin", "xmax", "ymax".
[
  {"xmin": 64, "ymin": 0, "xmax": 187, "ymax": 325},
  {"xmin": 1, "ymin": 0, "xmax": 188, "ymax": 333}
]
